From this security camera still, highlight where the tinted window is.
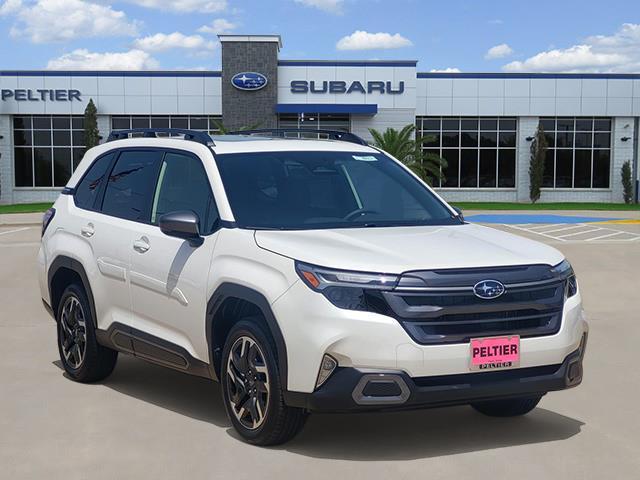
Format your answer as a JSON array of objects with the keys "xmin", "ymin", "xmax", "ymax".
[
  {"xmin": 74, "ymin": 153, "xmax": 115, "ymax": 210},
  {"xmin": 216, "ymin": 151, "xmax": 458, "ymax": 230},
  {"xmin": 101, "ymin": 150, "xmax": 162, "ymax": 222},
  {"xmin": 151, "ymin": 152, "xmax": 218, "ymax": 234}
]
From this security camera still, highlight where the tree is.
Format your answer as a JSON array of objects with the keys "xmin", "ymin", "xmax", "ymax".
[
  {"xmin": 369, "ymin": 124, "xmax": 446, "ymax": 186},
  {"xmin": 529, "ymin": 123, "xmax": 548, "ymax": 203},
  {"xmin": 621, "ymin": 160, "xmax": 633, "ymax": 204},
  {"xmin": 83, "ymin": 99, "xmax": 99, "ymax": 150},
  {"xmin": 212, "ymin": 119, "xmax": 262, "ymax": 134}
]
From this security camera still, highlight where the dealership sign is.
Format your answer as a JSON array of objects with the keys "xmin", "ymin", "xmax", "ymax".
[
  {"xmin": 290, "ymin": 80, "xmax": 405, "ymax": 94},
  {"xmin": 1, "ymin": 89, "xmax": 82, "ymax": 101},
  {"xmin": 231, "ymin": 72, "xmax": 268, "ymax": 91}
]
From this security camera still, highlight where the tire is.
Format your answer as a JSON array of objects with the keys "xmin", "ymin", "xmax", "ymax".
[
  {"xmin": 471, "ymin": 395, "xmax": 542, "ymax": 417},
  {"xmin": 221, "ymin": 318, "xmax": 307, "ymax": 445},
  {"xmin": 56, "ymin": 283, "xmax": 118, "ymax": 383}
]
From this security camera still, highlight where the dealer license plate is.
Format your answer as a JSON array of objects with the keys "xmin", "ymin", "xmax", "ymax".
[{"xmin": 470, "ymin": 335, "xmax": 520, "ymax": 371}]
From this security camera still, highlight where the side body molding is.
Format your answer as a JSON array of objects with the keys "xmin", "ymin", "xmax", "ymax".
[{"xmin": 206, "ymin": 283, "xmax": 289, "ymax": 390}]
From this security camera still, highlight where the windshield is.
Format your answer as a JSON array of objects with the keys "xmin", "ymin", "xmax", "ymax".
[{"xmin": 215, "ymin": 150, "xmax": 460, "ymax": 230}]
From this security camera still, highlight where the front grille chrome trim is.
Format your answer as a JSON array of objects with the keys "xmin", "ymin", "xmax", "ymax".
[{"xmin": 393, "ymin": 277, "xmax": 563, "ymax": 293}]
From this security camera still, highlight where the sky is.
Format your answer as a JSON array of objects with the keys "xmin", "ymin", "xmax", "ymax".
[{"xmin": 0, "ymin": 0, "xmax": 639, "ymax": 72}]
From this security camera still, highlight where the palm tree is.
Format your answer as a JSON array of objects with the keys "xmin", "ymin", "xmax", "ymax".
[{"xmin": 369, "ymin": 124, "xmax": 447, "ymax": 186}]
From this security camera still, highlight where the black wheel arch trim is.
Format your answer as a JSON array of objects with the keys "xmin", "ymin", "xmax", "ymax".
[
  {"xmin": 206, "ymin": 282, "xmax": 289, "ymax": 390},
  {"xmin": 48, "ymin": 256, "xmax": 98, "ymax": 329}
]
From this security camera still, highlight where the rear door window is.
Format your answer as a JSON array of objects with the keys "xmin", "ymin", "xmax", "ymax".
[{"xmin": 100, "ymin": 150, "xmax": 163, "ymax": 222}]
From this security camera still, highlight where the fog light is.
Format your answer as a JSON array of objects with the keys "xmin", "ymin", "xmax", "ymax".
[{"xmin": 315, "ymin": 354, "xmax": 337, "ymax": 389}]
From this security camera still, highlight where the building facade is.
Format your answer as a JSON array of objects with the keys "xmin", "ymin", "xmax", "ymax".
[{"xmin": 1, "ymin": 34, "xmax": 639, "ymax": 205}]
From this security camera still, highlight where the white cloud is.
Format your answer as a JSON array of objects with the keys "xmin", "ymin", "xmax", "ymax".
[
  {"xmin": 503, "ymin": 23, "xmax": 640, "ymax": 73},
  {"xmin": 336, "ymin": 30, "xmax": 413, "ymax": 51},
  {"xmin": 127, "ymin": 0, "xmax": 226, "ymax": 13},
  {"xmin": 294, "ymin": 0, "xmax": 343, "ymax": 14},
  {"xmin": 47, "ymin": 49, "xmax": 159, "ymax": 70},
  {"xmin": 198, "ymin": 18, "xmax": 237, "ymax": 35},
  {"xmin": 3, "ymin": 0, "xmax": 138, "ymax": 43},
  {"xmin": 488, "ymin": 19, "xmax": 503, "ymax": 25},
  {"xmin": 0, "ymin": 0, "xmax": 22, "ymax": 15},
  {"xmin": 485, "ymin": 43, "xmax": 513, "ymax": 59},
  {"xmin": 429, "ymin": 67, "xmax": 461, "ymax": 73},
  {"xmin": 133, "ymin": 32, "xmax": 216, "ymax": 52}
]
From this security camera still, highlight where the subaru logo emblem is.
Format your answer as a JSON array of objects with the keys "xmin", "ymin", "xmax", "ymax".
[
  {"xmin": 231, "ymin": 72, "xmax": 268, "ymax": 91},
  {"xmin": 473, "ymin": 280, "xmax": 506, "ymax": 299}
]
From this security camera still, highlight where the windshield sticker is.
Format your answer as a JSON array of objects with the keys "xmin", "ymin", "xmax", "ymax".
[{"xmin": 352, "ymin": 155, "xmax": 378, "ymax": 162}]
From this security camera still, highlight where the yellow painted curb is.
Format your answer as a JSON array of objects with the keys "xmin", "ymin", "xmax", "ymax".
[{"xmin": 595, "ymin": 219, "xmax": 640, "ymax": 224}]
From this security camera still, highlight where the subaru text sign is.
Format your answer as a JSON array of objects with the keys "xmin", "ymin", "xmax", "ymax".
[
  {"xmin": 231, "ymin": 72, "xmax": 268, "ymax": 91},
  {"xmin": 1, "ymin": 89, "xmax": 82, "ymax": 101},
  {"xmin": 290, "ymin": 80, "xmax": 405, "ymax": 95}
]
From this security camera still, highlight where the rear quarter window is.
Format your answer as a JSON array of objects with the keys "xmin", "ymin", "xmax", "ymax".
[{"xmin": 74, "ymin": 152, "xmax": 115, "ymax": 210}]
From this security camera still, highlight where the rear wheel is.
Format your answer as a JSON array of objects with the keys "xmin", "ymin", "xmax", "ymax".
[
  {"xmin": 471, "ymin": 395, "xmax": 542, "ymax": 417},
  {"xmin": 221, "ymin": 319, "xmax": 307, "ymax": 445},
  {"xmin": 56, "ymin": 284, "xmax": 117, "ymax": 383}
]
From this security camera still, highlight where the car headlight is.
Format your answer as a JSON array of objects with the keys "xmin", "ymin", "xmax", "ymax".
[
  {"xmin": 295, "ymin": 261, "xmax": 398, "ymax": 310},
  {"xmin": 552, "ymin": 259, "xmax": 578, "ymax": 299}
]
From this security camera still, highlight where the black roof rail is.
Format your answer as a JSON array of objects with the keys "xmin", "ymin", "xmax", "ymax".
[
  {"xmin": 227, "ymin": 128, "xmax": 368, "ymax": 146},
  {"xmin": 106, "ymin": 128, "xmax": 215, "ymax": 146}
]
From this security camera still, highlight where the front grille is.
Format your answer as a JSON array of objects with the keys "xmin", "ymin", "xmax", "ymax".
[{"xmin": 381, "ymin": 265, "xmax": 565, "ymax": 345}]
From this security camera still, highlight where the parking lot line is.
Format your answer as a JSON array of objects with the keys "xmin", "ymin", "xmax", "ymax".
[
  {"xmin": 585, "ymin": 231, "xmax": 627, "ymax": 242},
  {"xmin": 0, "ymin": 227, "xmax": 31, "ymax": 236},
  {"xmin": 536, "ymin": 224, "xmax": 588, "ymax": 234},
  {"xmin": 500, "ymin": 221, "xmax": 640, "ymax": 243},
  {"xmin": 556, "ymin": 228, "xmax": 603, "ymax": 238},
  {"xmin": 503, "ymin": 224, "xmax": 567, "ymax": 242}
]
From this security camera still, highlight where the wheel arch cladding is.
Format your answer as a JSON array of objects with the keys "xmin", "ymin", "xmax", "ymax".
[
  {"xmin": 48, "ymin": 256, "xmax": 97, "ymax": 328},
  {"xmin": 207, "ymin": 283, "xmax": 289, "ymax": 389}
]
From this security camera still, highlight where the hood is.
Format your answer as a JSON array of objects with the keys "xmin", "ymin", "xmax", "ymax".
[{"xmin": 254, "ymin": 224, "xmax": 564, "ymax": 274}]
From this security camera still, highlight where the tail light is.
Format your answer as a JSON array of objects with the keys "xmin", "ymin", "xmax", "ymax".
[{"xmin": 42, "ymin": 208, "xmax": 56, "ymax": 237}]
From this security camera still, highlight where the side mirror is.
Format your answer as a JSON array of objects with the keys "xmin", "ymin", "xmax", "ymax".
[
  {"xmin": 452, "ymin": 206, "xmax": 464, "ymax": 223},
  {"xmin": 159, "ymin": 211, "xmax": 203, "ymax": 246}
]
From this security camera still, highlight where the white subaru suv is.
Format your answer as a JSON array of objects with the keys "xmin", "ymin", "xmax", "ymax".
[{"xmin": 38, "ymin": 128, "xmax": 588, "ymax": 446}]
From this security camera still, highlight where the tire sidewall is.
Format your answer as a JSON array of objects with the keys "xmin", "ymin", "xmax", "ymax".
[
  {"xmin": 220, "ymin": 320, "xmax": 283, "ymax": 443},
  {"xmin": 56, "ymin": 284, "xmax": 95, "ymax": 379}
]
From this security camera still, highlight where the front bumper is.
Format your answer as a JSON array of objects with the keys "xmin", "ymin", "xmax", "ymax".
[
  {"xmin": 285, "ymin": 333, "xmax": 587, "ymax": 412},
  {"xmin": 273, "ymin": 279, "xmax": 588, "ymax": 393}
]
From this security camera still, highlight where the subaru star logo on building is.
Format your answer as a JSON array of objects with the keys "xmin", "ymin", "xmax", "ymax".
[
  {"xmin": 231, "ymin": 72, "xmax": 268, "ymax": 91},
  {"xmin": 473, "ymin": 280, "xmax": 506, "ymax": 299}
]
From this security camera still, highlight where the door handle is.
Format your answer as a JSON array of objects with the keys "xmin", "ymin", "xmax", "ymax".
[
  {"xmin": 81, "ymin": 224, "xmax": 95, "ymax": 238},
  {"xmin": 133, "ymin": 237, "xmax": 150, "ymax": 253}
]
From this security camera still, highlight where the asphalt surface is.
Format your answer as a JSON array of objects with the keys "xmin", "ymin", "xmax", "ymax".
[{"xmin": 1, "ymin": 212, "xmax": 639, "ymax": 480}]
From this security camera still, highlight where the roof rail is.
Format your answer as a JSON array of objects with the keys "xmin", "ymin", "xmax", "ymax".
[
  {"xmin": 106, "ymin": 128, "xmax": 215, "ymax": 146},
  {"xmin": 227, "ymin": 128, "xmax": 368, "ymax": 146}
]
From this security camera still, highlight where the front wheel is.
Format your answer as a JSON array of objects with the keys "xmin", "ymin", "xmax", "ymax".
[
  {"xmin": 471, "ymin": 395, "xmax": 542, "ymax": 417},
  {"xmin": 221, "ymin": 319, "xmax": 307, "ymax": 445}
]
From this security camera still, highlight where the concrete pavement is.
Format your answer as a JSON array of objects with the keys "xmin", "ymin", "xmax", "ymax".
[{"xmin": 1, "ymin": 219, "xmax": 639, "ymax": 479}]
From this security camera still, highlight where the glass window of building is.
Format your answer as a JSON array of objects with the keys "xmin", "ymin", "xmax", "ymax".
[
  {"xmin": 540, "ymin": 117, "xmax": 612, "ymax": 189},
  {"xmin": 110, "ymin": 115, "xmax": 222, "ymax": 135},
  {"xmin": 13, "ymin": 115, "xmax": 85, "ymax": 188},
  {"xmin": 278, "ymin": 113, "xmax": 350, "ymax": 138},
  {"xmin": 416, "ymin": 117, "xmax": 517, "ymax": 188}
]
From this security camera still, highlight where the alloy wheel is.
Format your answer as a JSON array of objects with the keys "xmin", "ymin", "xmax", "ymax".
[
  {"xmin": 225, "ymin": 336, "xmax": 270, "ymax": 430},
  {"xmin": 59, "ymin": 296, "xmax": 87, "ymax": 369}
]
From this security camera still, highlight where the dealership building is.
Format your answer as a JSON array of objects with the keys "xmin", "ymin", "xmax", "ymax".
[{"xmin": 1, "ymin": 34, "xmax": 639, "ymax": 205}]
